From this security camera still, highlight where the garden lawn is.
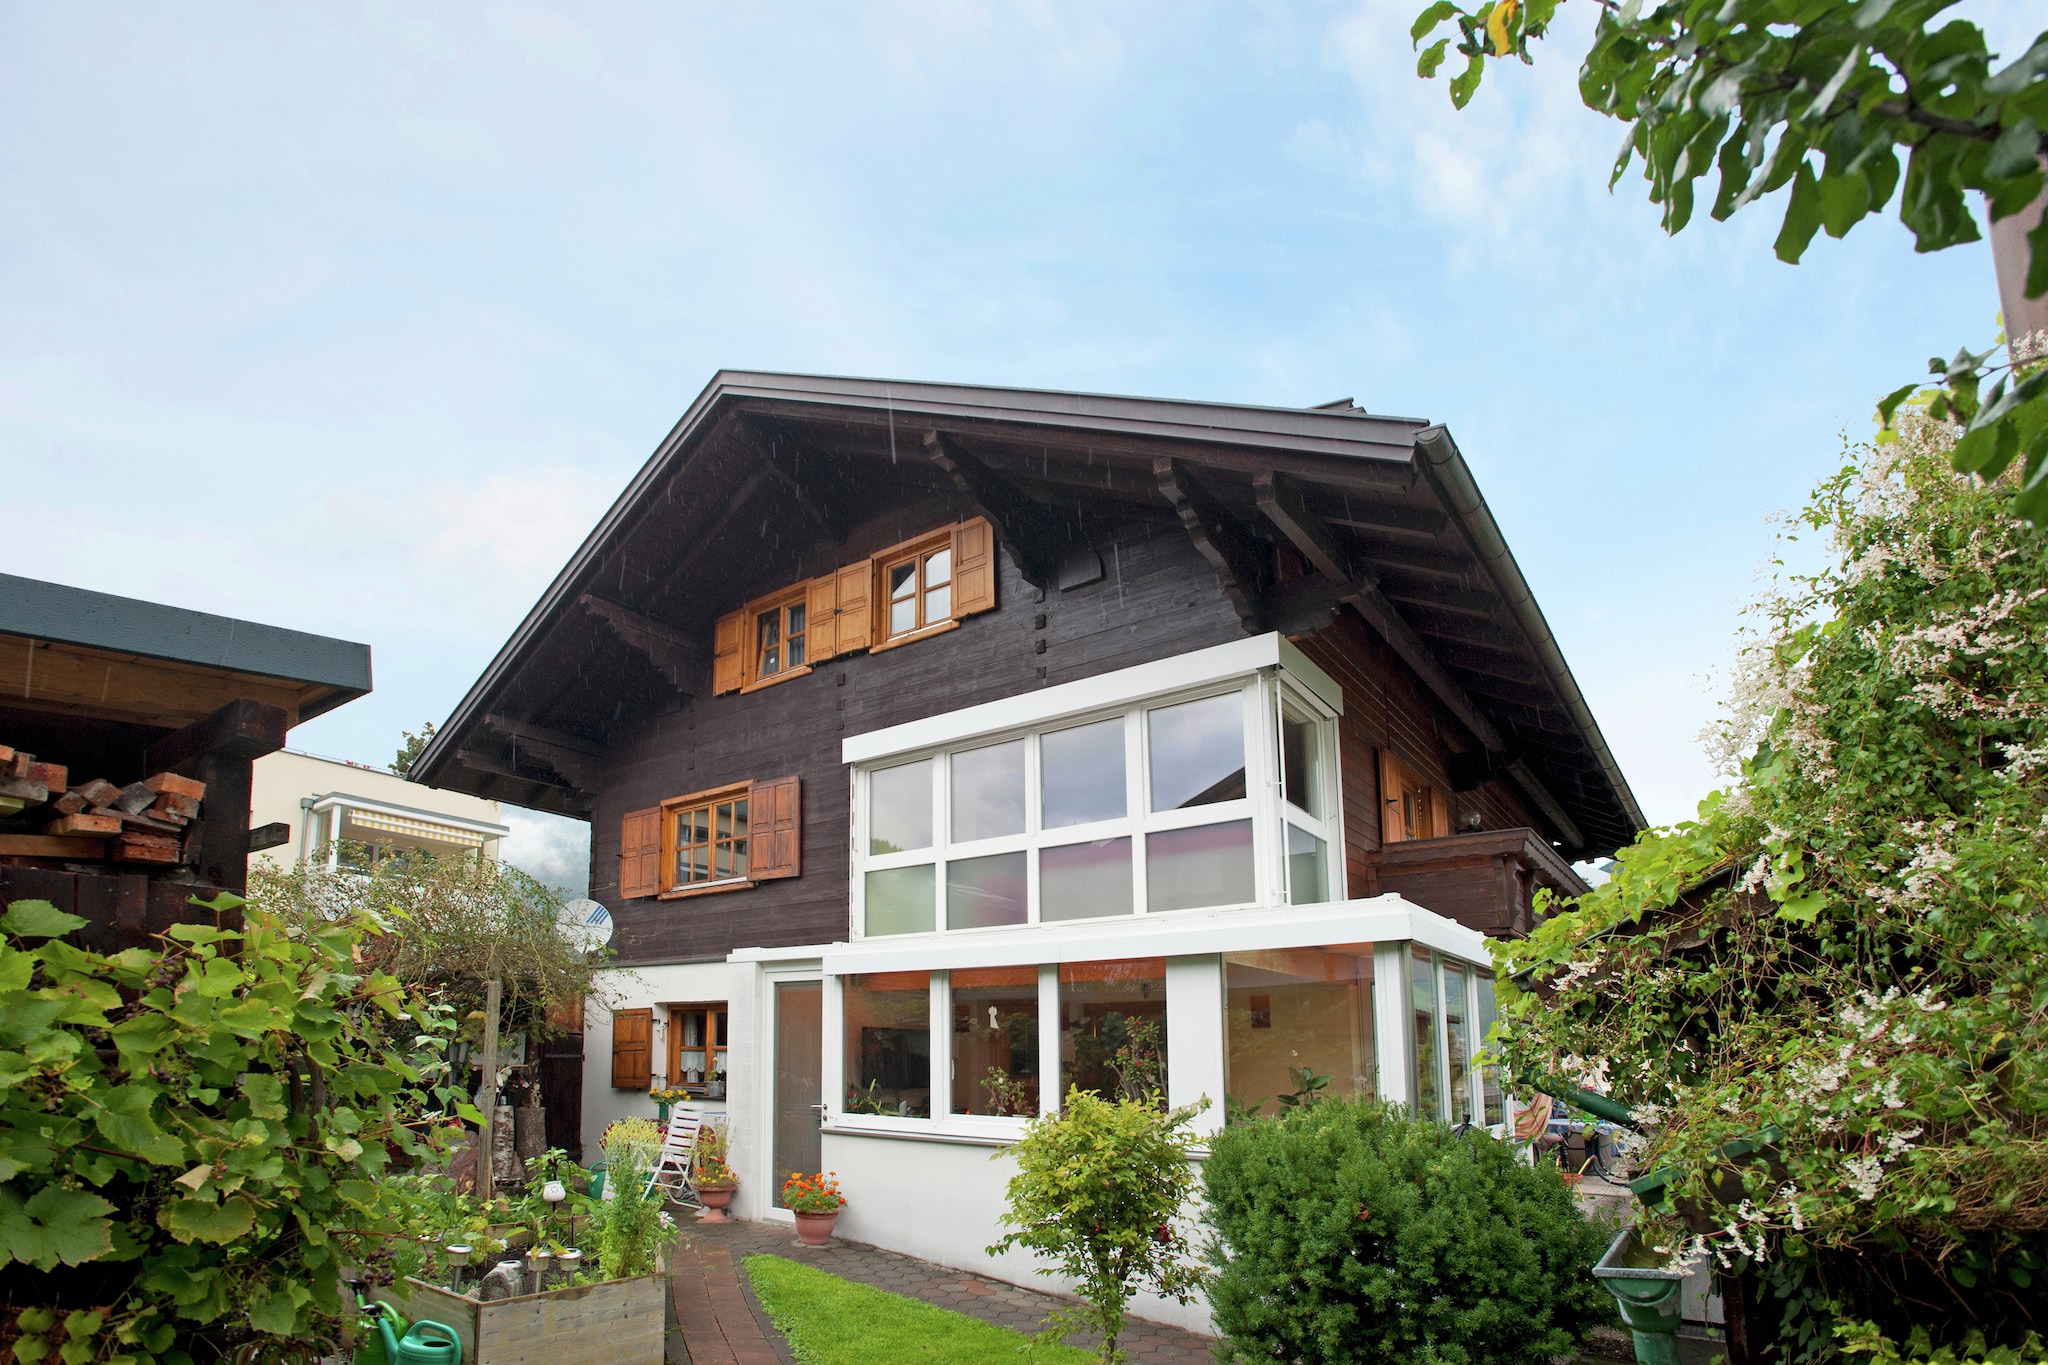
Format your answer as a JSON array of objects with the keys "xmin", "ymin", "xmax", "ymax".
[{"xmin": 742, "ymin": 1255, "xmax": 1093, "ymax": 1365}]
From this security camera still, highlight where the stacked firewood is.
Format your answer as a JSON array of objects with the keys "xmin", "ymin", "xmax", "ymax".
[{"xmin": 0, "ymin": 743, "xmax": 205, "ymax": 865}]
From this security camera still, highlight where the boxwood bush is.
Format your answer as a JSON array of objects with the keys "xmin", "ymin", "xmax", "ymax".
[{"xmin": 1203, "ymin": 1097, "xmax": 1611, "ymax": 1365}]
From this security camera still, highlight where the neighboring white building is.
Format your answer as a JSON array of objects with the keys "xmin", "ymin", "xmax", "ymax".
[{"xmin": 251, "ymin": 749, "xmax": 510, "ymax": 872}]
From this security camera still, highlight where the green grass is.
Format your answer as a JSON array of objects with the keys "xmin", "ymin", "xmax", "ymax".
[{"xmin": 742, "ymin": 1254, "xmax": 1095, "ymax": 1365}]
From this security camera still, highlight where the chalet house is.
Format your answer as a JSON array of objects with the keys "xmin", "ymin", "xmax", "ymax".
[{"xmin": 411, "ymin": 372, "xmax": 1641, "ymax": 1328}]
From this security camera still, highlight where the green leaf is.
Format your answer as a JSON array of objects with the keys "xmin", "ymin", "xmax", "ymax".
[
  {"xmin": 1775, "ymin": 160, "xmax": 1824, "ymax": 263},
  {"xmin": 93, "ymin": 1085, "xmax": 187, "ymax": 1165},
  {"xmin": 1, "ymin": 900, "xmax": 87, "ymax": 941},
  {"xmin": 1418, "ymin": 37, "xmax": 1452, "ymax": 78},
  {"xmin": 240, "ymin": 1072, "xmax": 287, "ymax": 1121},
  {"xmin": 0, "ymin": 996, "xmax": 69, "ymax": 1048},
  {"xmin": 1412, "ymin": 0, "xmax": 1460, "ymax": 43},
  {"xmin": 1449, "ymin": 52, "xmax": 1486, "ymax": 109},
  {"xmin": 246, "ymin": 1286, "xmax": 302, "ymax": 1337},
  {"xmin": 159, "ymin": 1194, "xmax": 257, "ymax": 1245},
  {"xmin": 0, "ymin": 1185, "xmax": 117, "ymax": 1270},
  {"xmin": 1817, "ymin": 166, "xmax": 1872, "ymax": 239},
  {"xmin": 1877, "ymin": 382, "xmax": 1919, "ymax": 426},
  {"xmin": 1777, "ymin": 891, "xmax": 1827, "ymax": 924},
  {"xmin": 0, "ymin": 946, "xmax": 33, "ymax": 993}
]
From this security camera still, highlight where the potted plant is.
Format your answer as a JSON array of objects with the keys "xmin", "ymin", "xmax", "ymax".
[
  {"xmin": 650, "ymin": 1084, "xmax": 691, "ymax": 1123},
  {"xmin": 783, "ymin": 1171, "xmax": 847, "ymax": 1246},
  {"xmin": 694, "ymin": 1122, "xmax": 739, "ymax": 1223}
]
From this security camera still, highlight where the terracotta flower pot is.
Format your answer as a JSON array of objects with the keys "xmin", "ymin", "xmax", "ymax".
[
  {"xmin": 697, "ymin": 1184, "xmax": 737, "ymax": 1224},
  {"xmin": 793, "ymin": 1209, "xmax": 841, "ymax": 1246}
]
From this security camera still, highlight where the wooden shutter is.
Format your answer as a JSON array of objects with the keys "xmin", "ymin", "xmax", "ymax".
[
  {"xmin": 1429, "ymin": 788, "xmax": 1451, "ymax": 839},
  {"xmin": 806, "ymin": 575, "xmax": 840, "ymax": 661},
  {"xmin": 748, "ymin": 774, "xmax": 802, "ymax": 880},
  {"xmin": 952, "ymin": 517, "xmax": 996, "ymax": 617},
  {"xmin": 610, "ymin": 1008, "xmax": 652, "ymax": 1090},
  {"xmin": 834, "ymin": 560, "xmax": 872, "ymax": 652},
  {"xmin": 1378, "ymin": 750, "xmax": 1407, "ymax": 846},
  {"xmin": 619, "ymin": 806, "xmax": 661, "ymax": 898},
  {"xmin": 712, "ymin": 610, "xmax": 745, "ymax": 694}
]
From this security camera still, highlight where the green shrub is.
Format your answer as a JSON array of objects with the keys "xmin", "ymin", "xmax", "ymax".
[
  {"xmin": 988, "ymin": 1089, "xmax": 1205, "ymax": 1365},
  {"xmin": 1203, "ymin": 1097, "xmax": 1610, "ymax": 1365}
]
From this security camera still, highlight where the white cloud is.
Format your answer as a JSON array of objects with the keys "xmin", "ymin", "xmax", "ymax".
[{"xmin": 500, "ymin": 806, "xmax": 592, "ymax": 896}]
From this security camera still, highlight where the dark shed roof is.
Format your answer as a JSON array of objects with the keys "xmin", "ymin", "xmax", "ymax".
[{"xmin": 0, "ymin": 573, "xmax": 372, "ymax": 725}]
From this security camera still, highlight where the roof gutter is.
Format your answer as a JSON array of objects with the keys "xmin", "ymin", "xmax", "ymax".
[{"xmin": 1411, "ymin": 426, "xmax": 1647, "ymax": 836}]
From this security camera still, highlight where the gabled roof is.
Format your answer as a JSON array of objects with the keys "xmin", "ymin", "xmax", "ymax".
[{"xmin": 412, "ymin": 371, "xmax": 1644, "ymax": 856}]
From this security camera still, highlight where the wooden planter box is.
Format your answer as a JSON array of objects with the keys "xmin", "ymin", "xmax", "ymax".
[{"xmin": 377, "ymin": 1271, "xmax": 665, "ymax": 1365}]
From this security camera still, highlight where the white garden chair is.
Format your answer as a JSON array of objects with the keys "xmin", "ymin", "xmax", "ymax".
[{"xmin": 644, "ymin": 1111, "xmax": 702, "ymax": 1208}]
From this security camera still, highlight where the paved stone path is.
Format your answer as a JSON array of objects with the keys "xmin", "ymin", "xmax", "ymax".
[{"xmin": 667, "ymin": 1215, "xmax": 1219, "ymax": 1364}]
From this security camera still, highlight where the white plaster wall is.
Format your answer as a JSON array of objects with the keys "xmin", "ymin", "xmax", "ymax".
[
  {"xmin": 580, "ymin": 961, "xmax": 748, "ymax": 1160},
  {"xmin": 819, "ymin": 1131, "xmax": 1215, "ymax": 1335},
  {"xmin": 249, "ymin": 749, "xmax": 503, "ymax": 870}
]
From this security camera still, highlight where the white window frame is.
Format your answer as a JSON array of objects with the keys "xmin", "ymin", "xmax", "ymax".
[{"xmin": 849, "ymin": 664, "xmax": 1342, "ymax": 942}]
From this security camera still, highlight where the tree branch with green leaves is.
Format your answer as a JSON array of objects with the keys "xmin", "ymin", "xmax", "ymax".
[{"xmin": 1412, "ymin": 0, "xmax": 2048, "ymax": 524}]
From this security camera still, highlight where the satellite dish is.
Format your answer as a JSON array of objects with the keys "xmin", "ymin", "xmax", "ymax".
[{"xmin": 556, "ymin": 898, "xmax": 614, "ymax": 953}]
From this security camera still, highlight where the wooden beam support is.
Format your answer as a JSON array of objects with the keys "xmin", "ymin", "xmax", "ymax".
[
  {"xmin": 484, "ymin": 714, "xmax": 606, "ymax": 791},
  {"xmin": 1154, "ymin": 457, "xmax": 1268, "ymax": 629},
  {"xmin": 1506, "ymin": 759, "xmax": 1586, "ymax": 854},
  {"xmin": 454, "ymin": 748, "xmax": 587, "ymax": 797},
  {"xmin": 642, "ymin": 466, "xmax": 772, "ymax": 603},
  {"xmin": 484, "ymin": 713, "xmax": 602, "ymax": 756},
  {"xmin": 578, "ymin": 595, "xmax": 702, "ymax": 698},
  {"xmin": 926, "ymin": 430, "xmax": 1074, "ymax": 590},
  {"xmin": 144, "ymin": 699, "xmax": 289, "ymax": 895},
  {"xmin": 744, "ymin": 417, "xmax": 856, "ymax": 542},
  {"xmin": 1254, "ymin": 470, "xmax": 1352, "ymax": 584}
]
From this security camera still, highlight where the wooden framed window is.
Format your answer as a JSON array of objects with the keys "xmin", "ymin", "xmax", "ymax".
[
  {"xmin": 1378, "ymin": 750, "xmax": 1449, "ymax": 845},
  {"xmin": 619, "ymin": 775, "xmax": 801, "ymax": 900},
  {"xmin": 709, "ymin": 518, "xmax": 995, "ymax": 693},
  {"xmin": 668, "ymin": 783, "xmax": 751, "ymax": 889},
  {"xmin": 665, "ymin": 1003, "xmax": 730, "ymax": 1093},
  {"xmin": 611, "ymin": 1007, "xmax": 652, "ymax": 1090},
  {"xmin": 883, "ymin": 536, "xmax": 953, "ymax": 639}
]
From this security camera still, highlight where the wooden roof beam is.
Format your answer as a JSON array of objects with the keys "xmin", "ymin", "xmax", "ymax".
[
  {"xmin": 1252, "ymin": 467, "xmax": 1587, "ymax": 853},
  {"xmin": 1155, "ymin": 458, "xmax": 1269, "ymax": 629},
  {"xmin": 455, "ymin": 747, "xmax": 591, "ymax": 800},
  {"xmin": 926, "ymin": 430, "xmax": 1075, "ymax": 591},
  {"xmin": 578, "ymin": 594, "xmax": 702, "ymax": 699},
  {"xmin": 484, "ymin": 713, "xmax": 606, "ymax": 792}
]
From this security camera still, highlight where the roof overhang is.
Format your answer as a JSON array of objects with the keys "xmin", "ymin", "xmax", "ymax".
[{"xmin": 0, "ymin": 574, "xmax": 372, "ymax": 730}]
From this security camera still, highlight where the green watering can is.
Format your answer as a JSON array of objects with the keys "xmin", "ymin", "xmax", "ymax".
[
  {"xmin": 351, "ymin": 1288, "xmax": 406, "ymax": 1365},
  {"xmin": 364, "ymin": 1300, "xmax": 463, "ymax": 1365}
]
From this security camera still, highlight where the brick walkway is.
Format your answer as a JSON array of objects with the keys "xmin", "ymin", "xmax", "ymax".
[{"xmin": 667, "ymin": 1215, "xmax": 1218, "ymax": 1364}]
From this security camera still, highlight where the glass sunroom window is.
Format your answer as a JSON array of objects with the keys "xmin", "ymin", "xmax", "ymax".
[
  {"xmin": 845, "ymin": 972, "xmax": 931, "ymax": 1117},
  {"xmin": 952, "ymin": 966, "xmax": 1040, "ymax": 1116},
  {"xmin": 1477, "ymin": 973, "xmax": 1504, "ymax": 1125},
  {"xmin": 1059, "ymin": 959, "xmax": 1167, "ymax": 1103},
  {"xmin": 1411, "ymin": 946, "xmax": 1441, "ymax": 1120},
  {"xmin": 852, "ymin": 667, "xmax": 1339, "ymax": 938},
  {"xmin": 1444, "ymin": 961, "xmax": 1474, "ymax": 1126},
  {"xmin": 1224, "ymin": 946, "xmax": 1375, "ymax": 1117}
]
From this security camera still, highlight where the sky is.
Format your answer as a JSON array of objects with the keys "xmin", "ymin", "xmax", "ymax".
[{"xmin": 2, "ymin": 1, "xmax": 2034, "ymax": 889}]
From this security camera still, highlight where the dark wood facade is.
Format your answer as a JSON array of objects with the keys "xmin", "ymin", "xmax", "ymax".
[{"xmin": 414, "ymin": 374, "xmax": 1642, "ymax": 964}]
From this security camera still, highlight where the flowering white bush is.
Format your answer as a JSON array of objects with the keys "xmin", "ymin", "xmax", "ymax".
[{"xmin": 1492, "ymin": 415, "xmax": 2048, "ymax": 1356}]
